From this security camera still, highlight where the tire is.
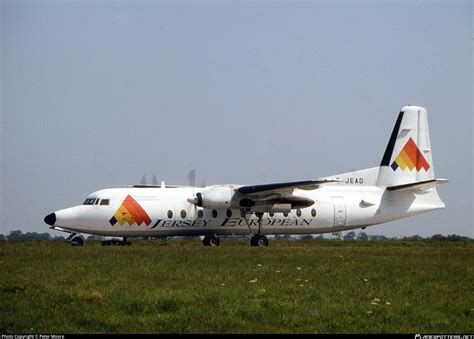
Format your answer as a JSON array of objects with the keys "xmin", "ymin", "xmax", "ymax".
[
  {"xmin": 209, "ymin": 236, "xmax": 220, "ymax": 247},
  {"xmin": 251, "ymin": 235, "xmax": 268, "ymax": 247},
  {"xmin": 71, "ymin": 237, "xmax": 84, "ymax": 246},
  {"xmin": 250, "ymin": 236, "xmax": 258, "ymax": 247},
  {"xmin": 203, "ymin": 236, "xmax": 211, "ymax": 246},
  {"xmin": 256, "ymin": 236, "xmax": 268, "ymax": 247}
]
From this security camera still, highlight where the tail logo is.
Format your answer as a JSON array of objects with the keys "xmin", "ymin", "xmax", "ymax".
[
  {"xmin": 109, "ymin": 195, "xmax": 152, "ymax": 226},
  {"xmin": 391, "ymin": 137, "xmax": 430, "ymax": 171}
]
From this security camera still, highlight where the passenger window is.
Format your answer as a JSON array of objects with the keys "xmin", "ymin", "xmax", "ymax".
[
  {"xmin": 168, "ymin": 210, "xmax": 173, "ymax": 219},
  {"xmin": 226, "ymin": 209, "xmax": 232, "ymax": 218},
  {"xmin": 197, "ymin": 210, "xmax": 203, "ymax": 218},
  {"xmin": 296, "ymin": 209, "xmax": 302, "ymax": 217},
  {"xmin": 181, "ymin": 210, "xmax": 186, "ymax": 219},
  {"xmin": 311, "ymin": 209, "xmax": 317, "ymax": 217},
  {"xmin": 100, "ymin": 199, "xmax": 109, "ymax": 206},
  {"xmin": 269, "ymin": 212, "xmax": 274, "ymax": 217},
  {"xmin": 283, "ymin": 212, "xmax": 289, "ymax": 217},
  {"xmin": 212, "ymin": 210, "xmax": 218, "ymax": 218}
]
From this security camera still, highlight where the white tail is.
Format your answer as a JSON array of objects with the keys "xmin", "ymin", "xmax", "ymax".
[{"xmin": 377, "ymin": 106, "xmax": 435, "ymax": 187}]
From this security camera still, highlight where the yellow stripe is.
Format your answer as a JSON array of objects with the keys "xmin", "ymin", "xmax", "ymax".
[
  {"xmin": 395, "ymin": 154, "xmax": 407, "ymax": 170},
  {"xmin": 399, "ymin": 149, "xmax": 415, "ymax": 170}
]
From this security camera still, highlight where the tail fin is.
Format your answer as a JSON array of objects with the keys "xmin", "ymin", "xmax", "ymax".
[{"xmin": 377, "ymin": 106, "xmax": 436, "ymax": 187}]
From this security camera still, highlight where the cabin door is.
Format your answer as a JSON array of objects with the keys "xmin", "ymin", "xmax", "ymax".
[{"xmin": 332, "ymin": 197, "xmax": 346, "ymax": 227}]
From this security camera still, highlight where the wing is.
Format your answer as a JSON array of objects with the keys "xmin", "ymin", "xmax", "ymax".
[{"xmin": 236, "ymin": 179, "xmax": 340, "ymax": 199}]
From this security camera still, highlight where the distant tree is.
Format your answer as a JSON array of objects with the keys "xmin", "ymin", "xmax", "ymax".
[
  {"xmin": 402, "ymin": 235, "xmax": 423, "ymax": 241},
  {"xmin": 369, "ymin": 235, "xmax": 388, "ymax": 241},
  {"xmin": 7, "ymin": 230, "xmax": 24, "ymax": 240},
  {"xmin": 0, "ymin": 234, "xmax": 5, "ymax": 241},
  {"xmin": 314, "ymin": 235, "xmax": 326, "ymax": 241},
  {"xmin": 446, "ymin": 234, "xmax": 472, "ymax": 242},
  {"xmin": 356, "ymin": 232, "xmax": 369, "ymax": 241},
  {"xmin": 343, "ymin": 231, "xmax": 356, "ymax": 241},
  {"xmin": 54, "ymin": 236, "xmax": 65, "ymax": 241},
  {"xmin": 38, "ymin": 233, "xmax": 52, "ymax": 240},
  {"xmin": 431, "ymin": 234, "xmax": 446, "ymax": 241},
  {"xmin": 301, "ymin": 235, "xmax": 313, "ymax": 240}
]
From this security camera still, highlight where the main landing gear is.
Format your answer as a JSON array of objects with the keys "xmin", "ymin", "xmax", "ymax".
[
  {"xmin": 203, "ymin": 235, "xmax": 220, "ymax": 247},
  {"xmin": 242, "ymin": 210, "xmax": 269, "ymax": 247},
  {"xmin": 101, "ymin": 237, "xmax": 132, "ymax": 246}
]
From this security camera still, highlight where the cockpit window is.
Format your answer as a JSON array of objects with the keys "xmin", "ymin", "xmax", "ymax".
[
  {"xmin": 94, "ymin": 199, "xmax": 100, "ymax": 205},
  {"xmin": 83, "ymin": 198, "xmax": 99, "ymax": 205},
  {"xmin": 100, "ymin": 199, "xmax": 109, "ymax": 205}
]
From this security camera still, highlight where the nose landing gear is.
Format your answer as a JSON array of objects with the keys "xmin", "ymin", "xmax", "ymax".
[{"xmin": 70, "ymin": 236, "xmax": 84, "ymax": 246}]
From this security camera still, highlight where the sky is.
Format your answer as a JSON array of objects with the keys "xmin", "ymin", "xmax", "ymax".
[{"xmin": 1, "ymin": 0, "xmax": 472, "ymax": 238}]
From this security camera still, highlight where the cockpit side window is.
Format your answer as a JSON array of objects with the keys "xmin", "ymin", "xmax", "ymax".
[
  {"xmin": 100, "ymin": 199, "xmax": 109, "ymax": 206},
  {"xmin": 83, "ymin": 198, "xmax": 99, "ymax": 205}
]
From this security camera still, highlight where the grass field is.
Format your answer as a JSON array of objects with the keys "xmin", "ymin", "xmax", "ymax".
[{"xmin": 1, "ymin": 240, "xmax": 473, "ymax": 334}]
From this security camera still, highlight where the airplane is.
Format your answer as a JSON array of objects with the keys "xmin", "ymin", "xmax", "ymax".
[{"xmin": 44, "ymin": 105, "xmax": 447, "ymax": 247}]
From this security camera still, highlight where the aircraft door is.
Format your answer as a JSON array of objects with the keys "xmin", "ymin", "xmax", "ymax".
[{"xmin": 332, "ymin": 197, "xmax": 346, "ymax": 227}]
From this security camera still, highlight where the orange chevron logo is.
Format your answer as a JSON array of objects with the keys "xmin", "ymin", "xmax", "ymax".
[
  {"xmin": 109, "ymin": 195, "xmax": 151, "ymax": 226},
  {"xmin": 391, "ymin": 137, "xmax": 430, "ymax": 171}
]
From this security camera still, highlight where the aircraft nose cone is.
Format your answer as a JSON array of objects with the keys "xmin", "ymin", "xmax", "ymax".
[{"xmin": 44, "ymin": 213, "xmax": 56, "ymax": 226}]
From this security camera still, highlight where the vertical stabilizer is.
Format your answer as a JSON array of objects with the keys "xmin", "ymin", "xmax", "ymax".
[{"xmin": 377, "ymin": 106, "xmax": 435, "ymax": 187}]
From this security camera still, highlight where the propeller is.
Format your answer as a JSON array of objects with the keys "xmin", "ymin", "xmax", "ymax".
[
  {"xmin": 140, "ymin": 174, "xmax": 147, "ymax": 185},
  {"xmin": 152, "ymin": 174, "xmax": 158, "ymax": 186}
]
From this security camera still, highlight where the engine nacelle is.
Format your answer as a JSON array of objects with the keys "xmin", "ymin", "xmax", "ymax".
[{"xmin": 192, "ymin": 186, "xmax": 234, "ymax": 209}]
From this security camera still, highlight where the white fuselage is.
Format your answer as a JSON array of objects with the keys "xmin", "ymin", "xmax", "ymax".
[{"xmin": 50, "ymin": 183, "xmax": 444, "ymax": 238}]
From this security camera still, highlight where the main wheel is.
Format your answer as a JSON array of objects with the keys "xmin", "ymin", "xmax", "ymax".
[
  {"xmin": 256, "ymin": 235, "xmax": 268, "ymax": 247},
  {"xmin": 203, "ymin": 235, "xmax": 220, "ymax": 247},
  {"xmin": 250, "ymin": 235, "xmax": 268, "ymax": 247},
  {"xmin": 209, "ymin": 236, "xmax": 220, "ymax": 247},
  {"xmin": 250, "ymin": 236, "xmax": 258, "ymax": 247},
  {"xmin": 71, "ymin": 236, "xmax": 84, "ymax": 246}
]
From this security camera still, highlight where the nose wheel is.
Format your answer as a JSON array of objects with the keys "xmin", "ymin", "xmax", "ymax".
[{"xmin": 70, "ymin": 236, "xmax": 84, "ymax": 246}]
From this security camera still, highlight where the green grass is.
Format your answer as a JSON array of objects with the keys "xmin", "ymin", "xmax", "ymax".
[{"xmin": 1, "ymin": 240, "xmax": 473, "ymax": 333}]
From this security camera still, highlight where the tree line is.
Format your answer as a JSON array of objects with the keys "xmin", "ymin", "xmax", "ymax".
[{"xmin": 0, "ymin": 230, "xmax": 472, "ymax": 242}]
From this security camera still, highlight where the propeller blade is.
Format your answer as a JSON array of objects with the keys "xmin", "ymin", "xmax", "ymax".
[
  {"xmin": 140, "ymin": 174, "xmax": 147, "ymax": 185},
  {"xmin": 152, "ymin": 174, "xmax": 158, "ymax": 186}
]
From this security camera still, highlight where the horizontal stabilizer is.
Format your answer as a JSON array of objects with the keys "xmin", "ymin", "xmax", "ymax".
[{"xmin": 387, "ymin": 179, "xmax": 448, "ymax": 192}]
